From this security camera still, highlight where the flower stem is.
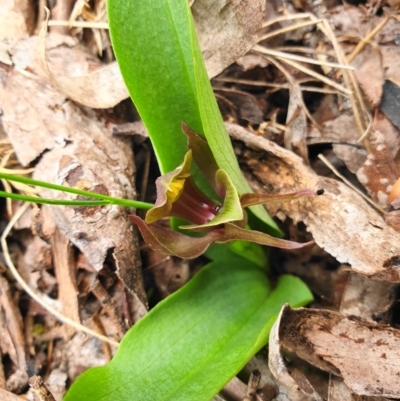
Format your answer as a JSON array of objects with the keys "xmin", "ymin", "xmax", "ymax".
[{"xmin": 0, "ymin": 173, "xmax": 154, "ymax": 210}]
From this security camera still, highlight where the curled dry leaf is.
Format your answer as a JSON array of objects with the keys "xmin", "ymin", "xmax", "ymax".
[
  {"xmin": 268, "ymin": 307, "xmax": 324, "ymax": 401},
  {"xmin": 277, "ymin": 305, "xmax": 400, "ymax": 398},
  {"xmin": 227, "ymin": 123, "xmax": 400, "ymax": 280},
  {"xmin": 38, "ymin": 0, "xmax": 265, "ymax": 108}
]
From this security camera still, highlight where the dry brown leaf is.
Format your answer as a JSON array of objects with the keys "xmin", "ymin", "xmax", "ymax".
[
  {"xmin": 0, "ymin": 389, "xmax": 25, "ymax": 401},
  {"xmin": 381, "ymin": 46, "xmax": 400, "ymax": 83},
  {"xmin": 352, "ymin": 47, "xmax": 384, "ymax": 108},
  {"xmin": 285, "ymin": 89, "xmax": 308, "ymax": 161},
  {"xmin": 193, "ymin": 0, "xmax": 265, "ymax": 78},
  {"xmin": 308, "ymin": 114, "xmax": 367, "ymax": 174},
  {"xmin": 332, "ymin": 7, "xmax": 400, "ymax": 44},
  {"xmin": 356, "ymin": 119, "xmax": 399, "ymax": 208},
  {"xmin": 51, "ymin": 228, "xmax": 80, "ymax": 338},
  {"xmin": 38, "ymin": 18, "xmax": 129, "ymax": 109},
  {"xmin": 215, "ymin": 88, "xmax": 265, "ymax": 124},
  {"xmin": 278, "ymin": 306, "xmax": 400, "ymax": 398},
  {"xmin": 228, "ymin": 123, "xmax": 400, "ymax": 280},
  {"xmin": 328, "ymin": 376, "xmax": 390, "ymax": 401}
]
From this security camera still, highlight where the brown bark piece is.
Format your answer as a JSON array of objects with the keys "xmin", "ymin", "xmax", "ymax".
[
  {"xmin": 339, "ymin": 273, "xmax": 397, "ymax": 323},
  {"xmin": 279, "ymin": 307, "xmax": 400, "ymax": 398},
  {"xmin": 228, "ymin": 124, "xmax": 400, "ymax": 280},
  {"xmin": 50, "ymin": 228, "xmax": 80, "ymax": 338}
]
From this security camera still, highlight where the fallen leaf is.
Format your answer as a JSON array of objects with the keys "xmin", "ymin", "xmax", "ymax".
[
  {"xmin": 356, "ymin": 118, "xmax": 399, "ymax": 208},
  {"xmin": 352, "ymin": 47, "xmax": 384, "ymax": 107},
  {"xmin": 308, "ymin": 114, "xmax": 367, "ymax": 174},
  {"xmin": 193, "ymin": 0, "xmax": 266, "ymax": 78}
]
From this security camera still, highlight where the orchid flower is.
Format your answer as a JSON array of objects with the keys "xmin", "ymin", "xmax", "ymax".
[{"xmin": 130, "ymin": 124, "xmax": 316, "ymax": 259}]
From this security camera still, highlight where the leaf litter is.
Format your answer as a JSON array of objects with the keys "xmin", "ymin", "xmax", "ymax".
[{"xmin": 1, "ymin": 0, "xmax": 400, "ymax": 400}]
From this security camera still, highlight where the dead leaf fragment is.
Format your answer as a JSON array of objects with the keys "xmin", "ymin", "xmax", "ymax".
[
  {"xmin": 38, "ymin": 16, "xmax": 129, "ymax": 109},
  {"xmin": 356, "ymin": 122, "xmax": 399, "ymax": 208},
  {"xmin": 0, "ymin": 0, "xmax": 34, "ymax": 40},
  {"xmin": 193, "ymin": 0, "xmax": 266, "ymax": 78}
]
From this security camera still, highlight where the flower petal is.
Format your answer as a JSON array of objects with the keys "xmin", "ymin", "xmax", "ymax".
[
  {"xmin": 130, "ymin": 215, "xmax": 223, "ymax": 259},
  {"xmin": 145, "ymin": 151, "xmax": 193, "ymax": 224},
  {"xmin": 181, "ymin": 122, "xmax": 221, "ymax": 196},
  {"xmin": 219, "ymin": 223, "xmax": 314, "ymax": 250},
  {"xmin": 240, "ymin": 189, "xmax": 317, "ymax": 208},
  {"xmin": 180, "ymin": 169, "xmax": 243, "ymax": 230}
]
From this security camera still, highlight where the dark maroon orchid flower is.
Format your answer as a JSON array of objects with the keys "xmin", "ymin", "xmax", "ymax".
[{"xmin": 130, "ymin": 124, "xmax": 315, "ymax": 258}]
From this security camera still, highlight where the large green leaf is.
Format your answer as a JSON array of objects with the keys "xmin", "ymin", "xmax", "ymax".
[
  {"xmin": 107, "ymin": 0, "xmax": 200, "ymax": 175},
  {"xmin": 64, "ymin": 259, "xmax": 312, "ymax": 401},
  {"xmin": 107, "ymin": 0, "xmax": 280, "ymax": 235}
]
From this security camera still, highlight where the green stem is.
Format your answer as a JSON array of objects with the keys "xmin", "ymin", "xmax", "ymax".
[
  {"xmin": 0, "ymin": 191, "xmax": 112, "ymax": 207},
  {"xmin": 0, "ymin": 173, "xmax": 154, "ymax": 210}
]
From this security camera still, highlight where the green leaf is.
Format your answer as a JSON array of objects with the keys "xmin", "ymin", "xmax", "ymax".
[
  {"xmin": 107, "ymin": 0, "xmax": 281, "ymax": 235},
  {"xmin": 107, "ymin": 0, "xmax": 201, "ymax": 175},
  {"xmin": 64, "ymin": 259, "xmax": 312, "ymax": 401},
  {"xmin": 187, "ymin": 15, "xmax": 281, "ymax": 235},
  {"xmin": 206, "ymin": 241, "xmax": 268, "ymax": 269}
]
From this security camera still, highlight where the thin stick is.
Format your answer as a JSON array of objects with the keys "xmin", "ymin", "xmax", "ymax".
[
  {"xmin": 254, "ymin": 45, "xmax": 352, "ymax": 95},
  {"xmin": 214, "ymin": 77, "xmax": 338, "ymax": 94},
  {"xmin": 262, "ymin": 13, "xmax": 313, "ymax": 29},
  {"xmin": 259, "ymin": 19, "xmax": 324, "ymax": 42},
  {"xmin": 318, "ymin": 154, "xmax": 385, "ymax": 215},
  {"xmin": 1, "ymin": 203, "xmax": 119, "ymax": 347},
  {"xmin": 255, "ymin": 47, "xmax": 354, "ymax": 70},
  {"xmin": 347, "ymin": 16, "xmax": 391, "ymax": 63},
  {"xmin": 48, "ymin": 20, "xmax": 109, "ymax": 29}
]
